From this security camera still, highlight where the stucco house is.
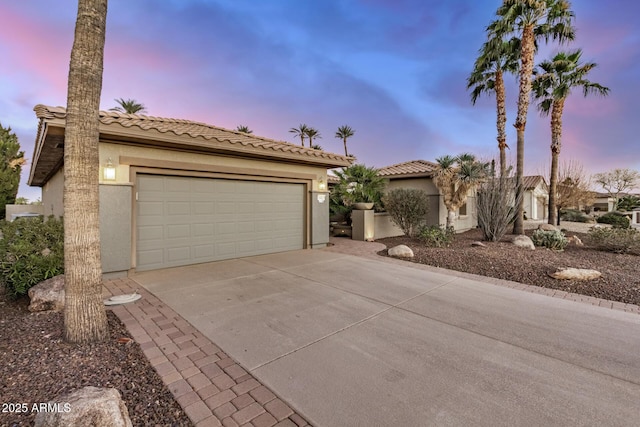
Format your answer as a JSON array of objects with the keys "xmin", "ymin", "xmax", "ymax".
[
  {"xmin": 521, "ymin": 175, "xmax": 548, "ymax": 221},
  {"xmin": 28, "ymin": 105, "xmax": 351, "ymax": 276},
  {"xmin": 376, "ymin": 160, "xmax": 478, "ymax": 236}
]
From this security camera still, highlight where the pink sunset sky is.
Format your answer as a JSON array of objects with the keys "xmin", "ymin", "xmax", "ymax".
[{"xmin": 1, "ymin": 0, "xmax": 638, "ymax": 201}]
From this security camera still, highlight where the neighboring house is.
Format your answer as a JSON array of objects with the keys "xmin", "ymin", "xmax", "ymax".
[
  {"xmin": 377, "ymin": 160, "xmax": 478, "ymax": 234},
  {"xmin": 28, "ymin": 105, "xmax": 350, "ymax": 276},
  {"xmin": 591, "ymin": 192, "xmax": 615, "ymax": 212},
  {"xmin": 521, "ymin": 175, "xmax": 548, "ymax": 221}
]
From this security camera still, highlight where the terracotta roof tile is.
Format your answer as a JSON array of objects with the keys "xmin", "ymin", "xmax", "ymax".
[
  {"xmin": 33, "ymin": 105, "xmax": 350, "ymax": 165},
  {"xmin": 377, "ymin": 160, "xmax": 438, "ymax": 177}
]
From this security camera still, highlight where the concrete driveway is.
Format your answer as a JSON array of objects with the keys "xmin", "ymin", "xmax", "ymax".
[{"xmin": 133, "ymin": 249, "xmax": 640, "ymax": 426}]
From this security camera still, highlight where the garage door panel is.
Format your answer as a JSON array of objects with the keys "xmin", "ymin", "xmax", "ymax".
[{"xmin": 136, "ymin": 175, "xmax": 304, "ymax": 271}]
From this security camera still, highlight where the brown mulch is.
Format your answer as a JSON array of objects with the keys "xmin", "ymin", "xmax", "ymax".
[
  {"xmin": 377, "ymin": 228, "xmax": 640, "ymax": 306},
  {"xmin": 0, "ymin": 293, "xmax": 192, "ymax": 427}
]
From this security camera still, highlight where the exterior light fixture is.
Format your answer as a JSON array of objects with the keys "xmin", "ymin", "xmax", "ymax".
[
  {"xmin": 318, "ymin": 177, "xmax": 326, "ymax": 191},
  {"xmin": 103, "ymin": 158, "xmax": 116, "ymax": 181}
]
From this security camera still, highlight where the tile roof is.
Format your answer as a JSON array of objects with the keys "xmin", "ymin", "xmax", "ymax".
[
  {"xmin": 34, "ymin": 105, "xmax": 350, "ymax": 164},
  {"xmin": 29, "ymin": 105, "xmax": 352, "ymax": 185},
  {"xmin": 377, "ymin": 160, "xmax": 439, "ymax": 178},
  {"xmin": 522, "ymin": 175, "xmax": 547, "ymax": 190}
]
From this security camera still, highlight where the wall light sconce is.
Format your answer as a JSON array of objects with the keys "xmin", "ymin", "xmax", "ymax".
[
  {"xmin": 318, "ymin": 177, "xmax": 326, "ymax": 191},
  {"xmin": 103, "ymin": 158, "xmax": 116, "ymax": 181}
]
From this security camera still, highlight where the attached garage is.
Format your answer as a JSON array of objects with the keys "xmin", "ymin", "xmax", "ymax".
[
  {"xmin": 28, "ymin": 105, "xmax": 351, "ymax": 276},
  {"xmin": 136, "ymin": 175, "xmax": 305, "ymax": 271}
]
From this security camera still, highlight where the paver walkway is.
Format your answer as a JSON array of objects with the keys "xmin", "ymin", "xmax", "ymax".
[{"xmin": 104, "ymin": 279, "xmax": 310, "ymax": 427}]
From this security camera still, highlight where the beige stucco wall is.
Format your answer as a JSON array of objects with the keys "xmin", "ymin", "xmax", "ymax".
[
  {"xmin": 385, "ymin": 177, "xmax": 477, "ymax": 232},
  {"xmin": 5, "ymin": 204, "xmax": 44, "ymax": 221},
  {"xmin": 41, "ymin": 168, "xmax": 64, "ymax": 218},
  {"xmin": 523, "ymin": 185, "xmax": 548, "ymax": 220},
  {"xmin": 374, "ymin": 212, "xmax": 404, "ymax": 239},
  {"xmin": 99, "ymin": 143, "xmax": 327, "ymax": 190}
]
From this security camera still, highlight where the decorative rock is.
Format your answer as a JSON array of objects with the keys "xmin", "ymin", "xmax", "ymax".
[
  {"xmin": 34, "ymin": 387, "xmax": 132, "ymax": 427},
  {"xmin": 538, "ymin": 223, "xmax": 559, "ymax": 231},
  {"xmin": 550, "ymin": 268, "xmax": 601, "ymax": 281},
  {"xmin": 567, "ymin": 235, "xmax": 584, "ymax": 247},
  {"xmin": 28, "ymin": 275, "xmax": 65, "ymax": 312},
  {"xmin": 388, "ymin": 245, "xmax": 414, "ymax": 258},
  {"xmin": 471, "ymin": 241, "xmax": 487, "ymax": 247},
  {"xmin": 512, "ymin": 235, "xmax": 535, "ymax": 250}
]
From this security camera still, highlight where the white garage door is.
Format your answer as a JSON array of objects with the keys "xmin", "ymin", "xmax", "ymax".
[{"xmin": 136, "ymin": 174, "xmax": 305, "ymax": 271}]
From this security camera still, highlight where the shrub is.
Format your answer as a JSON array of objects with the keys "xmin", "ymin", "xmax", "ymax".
[
  {"xmin": 588, "ymin": 227, "xmax": 640, "ymax": 255},
  {"xmin": 383, "ymin": 188, "xmax": 430, "ymax": 237},
  {"xmin": 531, "ymin": 229, "xmax": 568, "ymax": 250},
  {"xmin": 0, "ymin": 216, "xmax": 64, "ymax": 297},
  {"xmin": 418, "ymin": 225, "xmax": 455, "ymax": 248},
  {"xmin": 475, "ymin": 176, "xmax": 523, "ymax": 241},
  {"xmin": 560, "ymin": 209, "xmax": 590, "ymax": 223},
  {"xmin": 596, "ymin": 212, "xmax": 630, "ymax": 229}
]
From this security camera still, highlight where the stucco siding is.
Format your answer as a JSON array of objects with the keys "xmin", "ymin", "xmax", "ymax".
[{"xmin": 42, "ymin": 168, "xmax": 64, "ymax": 218}]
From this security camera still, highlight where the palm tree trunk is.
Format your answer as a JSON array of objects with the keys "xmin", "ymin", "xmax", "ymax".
[
  {"xmin": 343, "ymin": 138, "xmax": 348, "ymax": 156},
  {"xmin": 63, "ymin": 0, "xmax": 109, "ymax": 344},
  {"xmin": 513, "ymin": 25, "xmax": 535, "ymax": 235},
  {"xmin": 547, "ymin": 100, "xmax": 564, "ymax": 225},
  {"xmin": 495, "ymin": 69, "xmax": 508, "ymax": 177}
]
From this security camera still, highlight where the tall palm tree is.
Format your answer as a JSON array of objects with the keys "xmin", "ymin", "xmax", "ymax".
[
  {"xmin": 532, "ymin": 49, "xmax": 609, "ymax": 225},
  {"xmin": 289, "ymin": 124, "xmax": 309, "ymax": 147},
  {"xmin": 63, "ymin": 0, "xmax": 109, "ymax": 343},
  {"xmin": 335, "ymin": 125, "xmax": 355, "ymax": 157},
  {"xmin": 468, "ymin": 33, "xmax": 520, "ymax": 177},
  {"xmin": 236, "ymin": 125, "xmax": 253, "ymax": 134},
  {"xmin": 305, "ymin": 127, "xmax": 321, "ymax": 147},
  {"xmin": 110, "ymin": 97, "xmax": 146, "ymax": 114},
  {"xmin": 494, "ymin": 0, "xmax": 575, "ymax": 234},
  {"xmin": 433, "ymin": 153, "xmax": 488, "ymax": 228}
]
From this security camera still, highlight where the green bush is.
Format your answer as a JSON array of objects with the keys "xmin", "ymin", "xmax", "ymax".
[
  {"xmin": 560, "ymin": 209, "xmax": 590, "ymax": 223},
  {"xmin": 418, "ymin": 225, "xmax": 455, "ymax": 248},
  {"xmin": 596, "ymin": 212, "xmax": 630, "ymax": 229},
  {"xmin": 383, "ymin": 188, "xmax": 430, "ymax": 237},
  {"xmin": 0, "ymin": 216, "xmax": 64, "ymax": 297},
  {"xmin": 531, "ymin": 229, "xmax": 568, "ymax": 250},
  {"xmin": 588, "ymin": 227, "xmax": 640, "ymax": 255}
]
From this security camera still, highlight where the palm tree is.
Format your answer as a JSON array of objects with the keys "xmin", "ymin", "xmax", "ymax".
[
  {"xmin": 236, "ymin": 125, "xmax": 253, "ymax": 134},
  {"xmin": 310, "ymin": 144, "xmax": 323, "ymax": 150},
  {"xmin": 305, "ymin": 127, "xmax": 321, "ymax": 147},
  {"xmin": 494, "ymin": 0, "xmax": 575, "ymax": 234},
  {"xmin": 333, "ymin": 164, "xmax": 386, "ymax": 210},
  {"xmin": 468, "ymin": 33, "xmax": 520, "ymax": 177},
  {"xmin": 110, "ymin": 97, "xmax": 146, "ymax": 114},
  {"xmin": 63, "ymin": 0, "xmax": 109, "ymax": 343},
  {"xmin": 433, "ymin": 153, "xmax": 488, "ymax": 228},
  {"xmin": 532, "ymin": 49, "xmax": 609, "ymax": 225},
  {"xmin": 289, "ymin": 124, "xmax": 309, "ymax": 147},
  {"xmin": 335, "ymin": 125, "xmax": 355, "ymax": 157}
]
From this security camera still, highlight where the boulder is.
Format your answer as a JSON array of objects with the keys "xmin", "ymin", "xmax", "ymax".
[
  {"xmin": 512, "ymin": 235, "xmax": 535, "ymax": 250},
  {"xmin": 28, "ymin": 275, "xmax": 65, "ymax": 312},
  {"xmin": 34, "ymin": 386, "xmax": 132, "ymax": 427},
  {"xmin": 471, "ymin": 241, "xmax": 487, "ymax": 247},
  {"xmin": 550, "ymin": 268, "xmax": 601, "ymax": 281},
  {"xmin": 538, "ymin": 223, "xmax": 559, "ymax": 231},
  {"xmin": 567, "ymin": 235, "xmax": 584, "ymax": 247},
  {"xmin": 388, "ymin": 245, "xmax": 414, "ymax": 258}
]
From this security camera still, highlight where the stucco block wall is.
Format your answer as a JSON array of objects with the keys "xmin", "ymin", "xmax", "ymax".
[
  {"xmin": 310, "ymin": 191, "xmax": 330, "ymax": 248},
  {"xmin": 5, "ymin": 204, "xmax": 44, "ymax": 221},
  {"xmin": 374, "ymin": 212, "xmax": 404, "ymax": 239}
]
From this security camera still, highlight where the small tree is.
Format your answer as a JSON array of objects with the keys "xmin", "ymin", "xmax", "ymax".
[
  {"xmin": 594, "ymin": 168, "xmax": 640, "ymax": 209},
  {"xmin": 0, "ymin": 123, "xmax": 25, "ymax": 220},
  {"xmin": 383, "ymin": 188, "xmax": 430, "ymax": 237},
  {"xmin": 236, "ymin": 125, "xmax": 253, "ymax": 134},
  {"xmin": 110, "ymin": 98, "xmax": 146, "ymax": 114},
  {"xmin": 332, "ymin": 164, "xmax": 386, "ymax": 211},
  {"xmin": 555, "ymin": 161, "xmax": 594, "ymax": 224}
]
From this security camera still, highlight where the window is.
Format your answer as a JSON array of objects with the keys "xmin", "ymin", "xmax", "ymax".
[{"xmin": 458, "ymin": 202, "xmax": 467, "ymax": 216}]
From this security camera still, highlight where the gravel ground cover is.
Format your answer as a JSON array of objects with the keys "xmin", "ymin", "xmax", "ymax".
[
  {"xmin": 377, "ymin": 226, "xmax": 640, "ymax": 306},
  {"xmin": 0, "ymin": 293, "xmax": 192, "ymax": 427}
]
